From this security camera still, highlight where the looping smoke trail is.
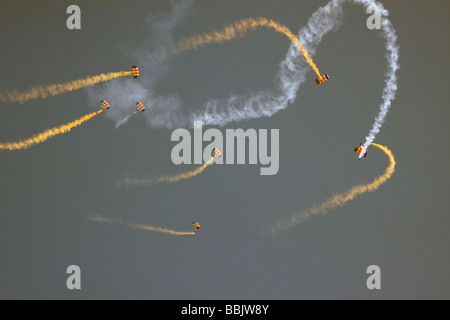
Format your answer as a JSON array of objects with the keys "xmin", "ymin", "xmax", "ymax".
[
  {"xmin": 152, "ymin": 17, "xmax": 321, "ymax": 77},
  {"xmin": 268, "ymin": 143, "xmax": 396, "ymax": 235},
  {"xmin": 0, "ymin": 72, "xmax": 130, "ymax": 104},
  {"xmin": 89, "ymin": 215, "xmax": 196, "ymax": 236},
  {"xmin": 118, "ymin": 156, "xmax": 215, "ymax": 187},
  {"xmin": 0, "ymin": 109, "xmax": 104, "ymax": 151},
  {"xmin": 184, "ymin": 0, "xmax": 398, "ymax": 129},
  {"xmin": 85, "ymin": 0, "xmax": 397, "ymax": 133}
]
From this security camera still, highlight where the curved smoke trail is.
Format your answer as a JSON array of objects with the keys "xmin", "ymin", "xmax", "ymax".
[
  {"xmin": 357, "ymin": 0, "xmax": 399, "ymax": 151},
  {"xmin": 1, "ymin": 1, "xmax": 398, "ymax": 148},
  {"xmin": 152, "ymin": 17, "xmax": 322, "ymax": 77},
  {"xmin": 118, "ymin": 156, "xmax": 215, "ymax": 187},
  {"xmin": 90, "ymin": 0, "xmax": 398, "ymax": 145},
  {"xmin": 267, "ymin": 143, "xmax": 396, "ymax": 235},
  {"xmin": 192, "ymin": 0, "xmax": 399, "ymax": 147}
]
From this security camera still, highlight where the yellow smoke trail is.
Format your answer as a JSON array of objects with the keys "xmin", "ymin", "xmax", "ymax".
[
  {"xmin": 122, "ymin": 156, "xmax": 216, "ymax": 187},
  {"xmin": 1, "ymin": 18, "xmax": 319, "ymax": 105},
  {"xmin": 0, "ymin": 72, "xmax": 131, "ymax": 104},
  {"xmin": 0, "ymin": 109, "xmax": 104, "ymax": 151},
  {"xmin": 126, "ymin": 221, "xmax": 196, "ymax": 235},
  {"xmin": 271, "ymin": 143, "xmax": 396, "ymax": 233},
  {"xmin": 153, "ymin": 17, "xmax": 321, "ymax": 77},
  {"xmin": 90, "ymin": 215, "xmax": 196, "ymax": 236}
]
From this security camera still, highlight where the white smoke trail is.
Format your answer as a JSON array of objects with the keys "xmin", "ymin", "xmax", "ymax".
[
  {"xmin": 88, "ymin": 0, "xmax": 398, "ymax": 140},
  {"xmin": 115, "ymin": 110, "xmax": 138, "ymax": 129},
  {"xmin": 89, "ymin": 214, "xmax": 112, "ymax": 224},
  {"xmin": 86, "ymin": 0, "xmax": 194, "ymax": 129},
  {"xmin": 186, "ymin": 3, "xmax": 345, "ymax": 126},
  {"xmin": 193, "ymin": 0, "xmax": 399, "ymax": 138},
  {"xmin": 356, "ymin": 0, "xmax": 399, "ymax": 151}
]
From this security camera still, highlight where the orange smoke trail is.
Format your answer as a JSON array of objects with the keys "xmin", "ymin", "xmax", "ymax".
[
  {"xmin": 0, "ymin": 72, "xmax": 131, "ymax": 104},
  {"xmin": 0, "ymin": 109, "xmax": 104, "ymax": 151},
  {"xmin": 90, "ymin": 215, "xmax": 196, "ymax": 236},
  {"xmin": 121, "ymin": 156, "xmax": 216, "ymax": 187},
  {"xmin": 270, "ymin": 143, "xmax": 396, "ymax": 233},
  {"xmin": 153, "ymin": 17, "xmax": 321, "ymax": 77},
  {"xmin": 126, "ymin": 222, "xmax": 196, "ymax": 235}
]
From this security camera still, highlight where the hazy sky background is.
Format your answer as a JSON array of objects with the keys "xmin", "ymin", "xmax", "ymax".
[{"xmin": 0, "ymin": 0, "xmax": 449, "ymax": 299}]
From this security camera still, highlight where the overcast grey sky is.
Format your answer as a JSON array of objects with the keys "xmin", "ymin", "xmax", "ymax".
[{"xmin": 0, "ymin": 0, "xmax": 449, "ymax": 299}]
